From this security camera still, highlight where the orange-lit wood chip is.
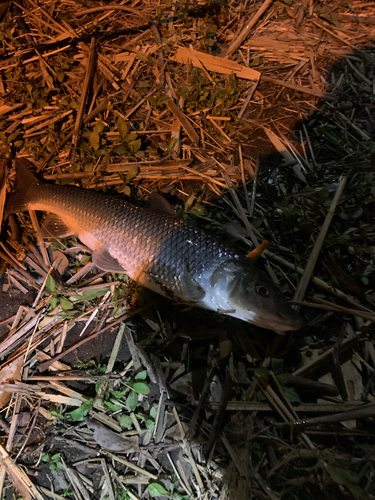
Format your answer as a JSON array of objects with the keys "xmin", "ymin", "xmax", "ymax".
[{"xmin": 246, "ymin": 240, "xmax": 269, "ymax": 262}]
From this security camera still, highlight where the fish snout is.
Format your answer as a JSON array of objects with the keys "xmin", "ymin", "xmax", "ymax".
[{"xmin": 276, "ymin": 309, "xmax": 303, "ymax": 331}]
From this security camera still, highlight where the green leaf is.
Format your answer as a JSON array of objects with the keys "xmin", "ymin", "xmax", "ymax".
[
  {"xmin": 361, "ymin": 277, "xmax": 369, "ymax": 285},
  {"xmin": 113, "ymin": 145, "xmax": 127, "ymax": 155},
  {"xmin": 188, "ymin": 203, "xmax": 206, "ymax": 216},
  {"xmin": 146, "ymin": 419, "xmax": 155, "ymax": 429},
  {"xmin": 103, "ymin": 401, "xmax": 123, "ymax": 412},
  {"xmin": 150, "ymin": 406, "xmax": 157, "ymax": 419},
  {"xmin": 123, "ymin": 185, "xmax": 131, "ymax": 196},
  {"xmin": 352, "ymin": 208, "xmax": 363, "ymax": 218},
  {"xmin": 56, "ymin": 70, "xmax": 65, "ymax": 82},
  {"xmin": 41, "ymin": 453, "xmax": 50, "ymax": 462},
  {"xmin": 156, "ymin": 94, "xmax": 170, "ymax": 105},
  {"xmin": 184, "ymin": 191, "xmax": 195, "ymax": 212},
  {"xmin": 45, "ymin": 275, "xmax": 56, "ymax": 294},
  {"xmin": 7, "ymin": 132, "xmax": 19, "ymax": 143},
  {"xmin": 276, "ymin": 373, "xmax": 289, "ymax": 385},
  {"xmin": 126, "ymin": 391, "xmax": 138, "ymax": 412},
  {"xmin": 51, "ymin": 410, "xmax": 62, "ymax": 418},
  {"xmin": 136, "ymin": 53, "xmax": 149, "ymax": 63},
  {"xmin": 132, "ymin": 382, "xmax": 150, "ymax": 395},
  {"xmin": 89, "ymin": 120, "xmax": 104, "ymax": 151},
  {"xmin": 111, "ymin": 390, "xmax": 127, "ymax": 399},
  {"xmin": 128, "ymin": 139, "xmax": 142, "ymax": 154},
  {"xmin": 82, "ymin": 287, "xmax": 109, "ymax": 301},
  {"xmin": 51, "ymin": 453, "xmax": 61, "ymax": 462},
  {"xmin": 120, "ymin": 414, "xmax": 133, "ymax": 429},
  {"xmin": 117, "ymin": 117, "xmax": 128, "ymax": 141},
  {"xmin": 80, "ymin": 255, "xmax": 91, "ymax": 265},
  {"xmin": 60, "ymin": 297, "xmax": 73, "ymax": 310},
  {"xmin": 250, "ymin": 56, "xmax": 261, "ymax": 67},
  {"xmin": 66, "ymin": 399, "xmax": 93, "ymax": 421},
  {"xmin": 148, "ymin": 483, "xmax": 169, "ymax": 497},
  {"xmin": 139, "ymin": 80, "xmax": 151, "ymax": 88},
  {"xmin": 327, "ymin": 464, "xmax": 354, "ymax": 486},
  {"xmin": 283, "ymin": 386, "xmax": 300, "ymax": 403},
  {"xmin": 255, "ymin": 390, "xmax": 266, "ymax": 401},
  {"xmin": 134, "ymin": 370, "xmax": 147, "ymax": 380},
  {"xmin": 94, "ymin": 120, "xmax": 105, "ymax": 134},
  {"xmin": 50, "ymin": 296, "xmax": 58, "ymax": 309},
  {"xmin": 254, "ymin": 367, "xmax": 270, "ymax": 379},
  {"xmin": 271, "ymin": 358, "xmax": 284, "ymax": 374},
  {"xmin": 89, "ymin": 132, "xmax": 100, "ymax": 151},
  {"xmin": 124, "ymin": 133, "xmax": 138, "ymax": 143},
  {"xmin": 72, "ymin": 287, "xmax": 110, "ymax": 302},
  {"xmin": 326, "ymin": 464, "xmax": 368, "ymax": 499},
  {"xmin": 126, "ymin": 166, "xmax": 140, "ymax": 183}
]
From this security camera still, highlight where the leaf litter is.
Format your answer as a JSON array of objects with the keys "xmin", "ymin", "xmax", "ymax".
[{"xmin": 0, "ymin": 0, "xmax": 374, "ymax": 499}]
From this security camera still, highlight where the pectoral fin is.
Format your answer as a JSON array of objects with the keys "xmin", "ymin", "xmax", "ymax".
[
  {"xmin": 182, "ymin": 263, "xmax": 205, "ymax": 302},
  {"xmin": 150, "ymin": 192, "xmax": 178, "ymax": 216},
  {"xmin": 92, "ymin": 245, "xmax": 127, "ymax": 273},
  {"xmin": 40, "ymin": 214, "xmax": 74, "ymax": 238}
]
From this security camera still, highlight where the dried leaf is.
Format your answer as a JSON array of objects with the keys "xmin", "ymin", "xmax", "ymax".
[
  {"xmin": 86, "ymin": 418, "xmax": 139, "ymax": 453},
  {"xmin": 0, "ymin": 357, "xmax": 23, "ymax": 409}
]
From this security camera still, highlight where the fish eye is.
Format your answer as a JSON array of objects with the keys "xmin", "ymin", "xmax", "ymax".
[{"xmin": 256, "ymin": 285, "xmax": 270, "ymax": 296}]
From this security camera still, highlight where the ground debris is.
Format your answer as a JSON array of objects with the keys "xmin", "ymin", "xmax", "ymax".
[{"xmin": 0, "ymin": 0, "xmax": 374, "ymax": 499}]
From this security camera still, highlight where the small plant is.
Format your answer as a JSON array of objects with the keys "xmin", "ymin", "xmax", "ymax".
[
  {"xmin": 148, "ymin": 481, "xmax": 188, "ymax": 499},
  {"xmin": 49, "ymin": 404, "xmax": 65, "ymax": 420},
  {"xmin": 101, "ymin": 370, "xmax": 152, "ymax": 427},
  {"xmin": 113, "ymin": 117, "xmax": 143, "ymax": 159},
  {"xmin": 41, "ymin": 453, "xmax": 63, "ymax": 474},
  {"xmin": 203, "ymin": 24, "xmax": 219, "ymax": 53},
  {"xmin": 65, "ymin": 399, "xmax": 94, "ymax": 422},
  {"xmin": 255, "ymin": 358, "xmax": 300, "ymax": 403}
]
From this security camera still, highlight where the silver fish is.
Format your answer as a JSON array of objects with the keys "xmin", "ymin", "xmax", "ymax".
[{"xmin": 5, "ymin": 159, "xmax": 301, "ymax": 332}]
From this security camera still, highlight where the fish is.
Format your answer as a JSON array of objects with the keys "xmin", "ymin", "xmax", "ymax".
[{"xmin": 4, "ymin": 158, "xmax": 302, "ymax": 332}]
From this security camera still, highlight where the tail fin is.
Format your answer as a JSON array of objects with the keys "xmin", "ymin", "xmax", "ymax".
[{"xmin": 4, "ymin": 158, "xmax": 40, "ymax": 216}]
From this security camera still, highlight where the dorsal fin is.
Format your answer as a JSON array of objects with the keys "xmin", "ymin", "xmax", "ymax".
[{"xmin": 150, "ymin": 192, "xmax": 177, "ymax": 216}]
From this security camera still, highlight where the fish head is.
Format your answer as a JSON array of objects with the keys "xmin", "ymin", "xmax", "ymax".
[{"xmin": 209, "ymin": 259, "xmax": 302, "ymax": 332}]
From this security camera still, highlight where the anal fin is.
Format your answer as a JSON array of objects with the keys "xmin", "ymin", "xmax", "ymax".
[{"xmin": 92, "ymin": 245, "xmax": 127, "ymax": 273}]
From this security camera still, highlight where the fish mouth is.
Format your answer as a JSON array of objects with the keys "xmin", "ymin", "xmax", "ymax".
[
  {"xmin": 228, "ymin": 306, "xmax": 302, "ymax": 332},
  {"xmin": 257, "ymin": 315, "xmax": 302, "ymax": 333}
]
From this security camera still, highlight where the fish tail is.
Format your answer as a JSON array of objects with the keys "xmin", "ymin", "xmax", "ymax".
[{"xmin": 4, "ymin": 158, "xmax": 40, "ymax": 216}]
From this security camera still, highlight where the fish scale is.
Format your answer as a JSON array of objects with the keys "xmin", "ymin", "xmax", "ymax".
[{"xmin": 4, "ymin": 158, "xmax": 302, "ymax": 332}]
